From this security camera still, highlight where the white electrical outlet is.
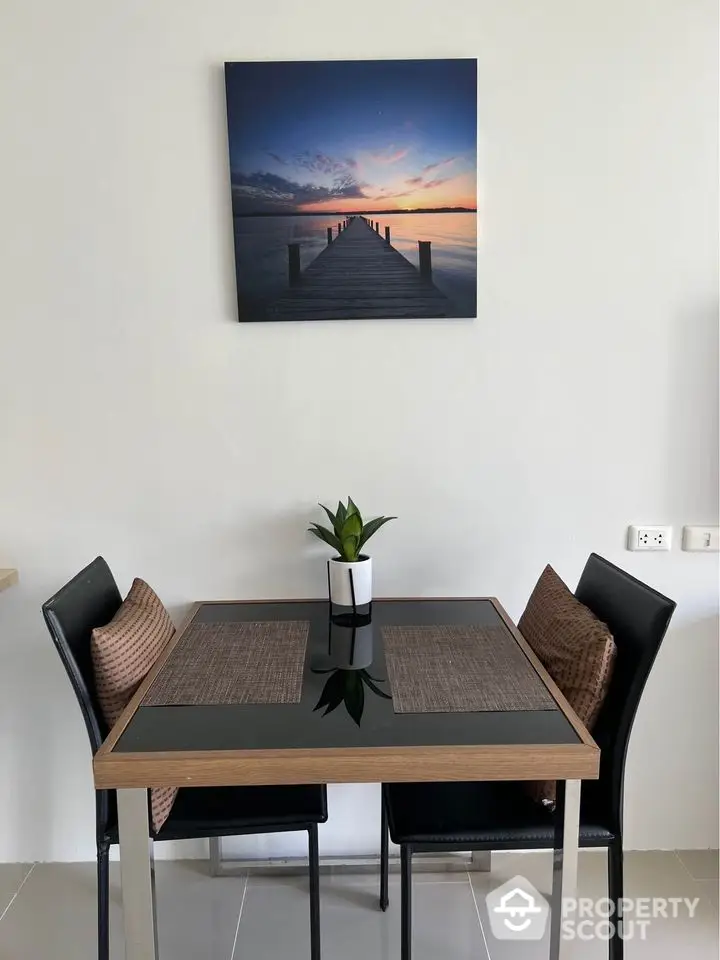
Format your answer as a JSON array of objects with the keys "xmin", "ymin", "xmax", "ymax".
[
  {"xmin": 681, "ymin": 526, "xmax": 720, "ymax": 552},
  {"xmin": 627, "ymin": 525, "xmax": 672, "ymax": 551}
]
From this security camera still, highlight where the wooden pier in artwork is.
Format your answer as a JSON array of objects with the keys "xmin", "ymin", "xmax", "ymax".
[{"xmin": 267, "ymin": 216, "xmax": 452, "ymax": 320}]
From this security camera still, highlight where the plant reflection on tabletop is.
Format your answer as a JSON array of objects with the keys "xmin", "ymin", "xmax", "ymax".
[
  {"xmin": 312, "ymin": 613, "xmax": 391, "ymax": 725},
  {"xmin": 312, "ymin": 667, "xmax": 391, "ymax": 726}
]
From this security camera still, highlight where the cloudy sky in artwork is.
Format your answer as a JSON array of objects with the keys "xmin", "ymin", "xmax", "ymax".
[{"xmin": 225, "ymin": 59, "xmax": 477, "ymax": 214}]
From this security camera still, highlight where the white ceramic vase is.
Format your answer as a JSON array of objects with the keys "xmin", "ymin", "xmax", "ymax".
[{"xmin": 328, "ymin": 555, "xmax": 372, "ymax": 607}]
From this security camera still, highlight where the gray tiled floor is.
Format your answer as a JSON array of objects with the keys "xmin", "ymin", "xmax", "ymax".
[
  {"xmin": 677, "ymin": 849, "xmax": 720, "ymax": 882},
  {"xmin": 0, "ymin": 863, "xmax": 33, "ymax": 922},
  {"xmin": 0, "ymin": 852, "xmax": 716, "ymax": 959}
]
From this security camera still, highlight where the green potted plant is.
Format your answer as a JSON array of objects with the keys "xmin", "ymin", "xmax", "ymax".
[{"xmin": 308, "ymin": 498, "xmax": 395, "ymax": 606}]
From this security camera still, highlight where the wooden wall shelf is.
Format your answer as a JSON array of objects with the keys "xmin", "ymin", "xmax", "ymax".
[{"xmin": 0, "ymin": 569, "xmax": 18, "ymax": 592}]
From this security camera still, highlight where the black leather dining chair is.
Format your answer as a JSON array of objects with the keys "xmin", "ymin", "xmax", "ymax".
[
  {"xmin": 379, "ymin": 554, "xmax": 676, "ymax": 960},
  {"xmin": 43, "ymin": 557, "xmax": 327, "ymax": 960}
]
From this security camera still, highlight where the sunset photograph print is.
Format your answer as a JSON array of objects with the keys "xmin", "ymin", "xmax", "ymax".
[{"xmin": 224, "ymin": 58, "xmax": 477, "ymax": 321}]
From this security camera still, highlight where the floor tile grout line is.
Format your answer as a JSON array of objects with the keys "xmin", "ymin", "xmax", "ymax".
[
  {"xmin": 665, "ymin": 851, "xmax": 720, "ymax": 924},
  {"xmin": 413, "ymin": 879, "xmax": 472, "ymax": 886},
  {"xmin": 672, "ymin": 848, "xmax": 707, "ymax": 885},
  {"xmin": 0, "ymin": 863, "xmax": 36, "ymax": 925},
  {"xmin": 247, "ymin": 877, "xmax": 472, "ymax": 886},
  {"xmin": 673, "ymin": 848, "xmax": 720, "ymax": 884},
  {"xmin": 468, "ymin": 870, "xmax": 494, "ymax": 960},
  {"xmin": 228, "ymin": 873, "xmax": 249, "ymax": 960}
]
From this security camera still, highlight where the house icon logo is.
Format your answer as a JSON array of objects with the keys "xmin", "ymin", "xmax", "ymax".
[{"xmin": 485, "ymin": 875, "xmax": 550, "ymax": 940}]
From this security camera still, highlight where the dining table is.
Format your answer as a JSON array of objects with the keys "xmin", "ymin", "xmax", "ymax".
[{"xmin": 94, "ymin": 596, "xmax": 599, "ymax": 960}]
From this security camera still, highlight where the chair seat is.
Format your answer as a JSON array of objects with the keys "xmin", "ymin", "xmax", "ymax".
[
  {"xmin": 384, "ymin": 781, "xmax": 615, "ymax": 849},
  {"xmin": 158, "ymin": 784, "xmax": 328, "ymax": 840},
  {"xmin": 107, "ymin": 784, "xmax": 328, "ymax": 843}
]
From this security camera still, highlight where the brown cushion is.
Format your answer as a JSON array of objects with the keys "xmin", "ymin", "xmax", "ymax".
[
  {"xmin": 518, "ymin": 565, "xmax": 617, "ymax": 807},
  {"xmin": 91, "ymin": 578, "xmax": 177, "ymax": 831}
]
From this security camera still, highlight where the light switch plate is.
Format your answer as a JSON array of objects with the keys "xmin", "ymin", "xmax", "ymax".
[{"xmin": 681, "ymin": 526, "xmax": 720, "ymax": 552}]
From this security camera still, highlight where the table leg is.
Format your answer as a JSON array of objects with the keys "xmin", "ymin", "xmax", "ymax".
[
  {"xmin": 118, "ymin": 788, "xmax": 159, "ymax": 960},
  {"xmin": 549, "ymin": 780, "xmax": 581, "ymax": 959},
  {"xmin": 209, "ymin": 837, "xmax": 222, "ymax": 877},
  {"xmin": 470, "ymin": 851, "xmax": 491, "ymax": 872}
]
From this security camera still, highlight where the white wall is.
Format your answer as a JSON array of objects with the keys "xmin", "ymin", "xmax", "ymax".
[{"xmin": 0, "ymin": 0, "xmax": 717, "ymax": 862}]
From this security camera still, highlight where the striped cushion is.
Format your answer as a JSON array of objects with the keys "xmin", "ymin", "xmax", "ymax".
[
  {"xmin": 519, "ymin": 565, "xmax": 616, "ymax": 807},
  {"xmin": 91, "ymin": 578, "xmax": 177, "ymax": 831}
]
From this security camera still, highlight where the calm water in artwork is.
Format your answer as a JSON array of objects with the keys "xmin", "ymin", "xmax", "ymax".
[{"xmin": 232, "ymin": 212, "xmax": 477, "ymax": 321}]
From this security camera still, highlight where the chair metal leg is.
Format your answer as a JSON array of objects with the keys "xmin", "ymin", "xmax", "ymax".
[
  {"xmin": 97, "ymin": 842, "xmax": 110, "ymax": 960},
  {"xmin": 308, "ymin": 824, "xmax": 321, "ymax": 960},
  {"xmin": 608, "ymin": 836, "xmax": 624, "ymax": 960},
  {"xmin": 380, "ymin": 796, "xmax": 389, "ymax": 911},
  {"xmin": 401, "ymin": 846, "xmax": 412, "ymax": 960}
]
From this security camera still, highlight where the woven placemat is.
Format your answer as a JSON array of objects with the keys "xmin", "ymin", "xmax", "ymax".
[
  {"xmin": 143, "ymin": 620, "xmax": 309, "ymax": 706},
  {"xmin": 382, "ymin": 625, "xmax": 557, "ymax": 713}
]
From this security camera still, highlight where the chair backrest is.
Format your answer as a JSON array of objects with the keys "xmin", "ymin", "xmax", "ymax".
[
  {"xmin": 43, "ymin": 557, "xmax": 123, "ymax": 844},
  {"xmin": 574, "ymin": 553, "xmax": 676, "ymax": 832},
  {"xmin": 43, "ymin": 557, "xmax": 122, "ymax": 756}
]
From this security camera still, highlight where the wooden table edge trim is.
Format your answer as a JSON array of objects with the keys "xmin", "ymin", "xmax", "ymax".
[
  {"xmin": 490, "ymin": 598, "xmax": 597, "ymax": 749},
  {"xmin": 94, "ymin": 742, "xmax": 599, "ymax": 789}
]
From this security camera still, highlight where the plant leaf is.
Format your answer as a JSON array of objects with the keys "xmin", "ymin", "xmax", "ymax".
[
  {"xmin": 308, "ymin": 523, "xmax": 342, "ymax": 554},
  {"xmin": 318, "ymin": 503, "xmax": 337, "ymax": 529},
  {"xmin": 341, "ymin": 512, "xmax": 363, "ymax": 541},
  {"xmin": 340, "ymin": 535, "xmax": 359, "ymax": 562},
  {"xmin": 346, "ymin": 497, "xmax": 363, "ymax": 528},
  {"xmin": 336, "ymin": 500, "xmax": 347, "ymax": 527},
  {"xmin": 319, "ymin": 503, "xmax": 345, "ymax": 539},
  {"xmin": 357, "ymin": 515, "xmax": 396, "ymax": 551}
]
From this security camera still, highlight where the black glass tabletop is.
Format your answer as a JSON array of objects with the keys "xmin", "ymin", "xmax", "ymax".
[{"xmin": 114, "ymin": 599, "xmax": 579, "ymax": 755}]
